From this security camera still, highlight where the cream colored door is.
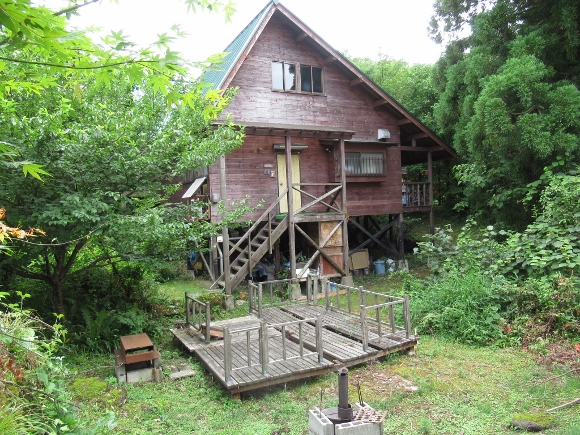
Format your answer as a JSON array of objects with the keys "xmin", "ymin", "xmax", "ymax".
[{"xmin": 277, "ymin": 154, "xmax": 301, "ymax": 213}]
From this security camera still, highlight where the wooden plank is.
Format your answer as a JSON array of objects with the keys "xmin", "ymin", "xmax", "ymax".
[
  {"xmin": 261, "ymin": 308, "xmax": 376, "ymax": 363},
  {"xmin": 280, "ymin": 304, "xmax": 416, "ymax": 351}
]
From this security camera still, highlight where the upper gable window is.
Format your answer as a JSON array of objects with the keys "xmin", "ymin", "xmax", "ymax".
[
  {"xmin": 272, "ymin": 61, "xmax": 323, "ymax": 94},
  {"xmin": 272, "ymin": 61, "xmax": 296, "ymax": 91},
  {"xmin": 300, "ymin": 65, "xmax": 323, "ymax": 93}
]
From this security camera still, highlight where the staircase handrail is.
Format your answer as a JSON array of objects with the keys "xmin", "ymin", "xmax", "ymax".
[{"xmin": 228, "ymin": 188, "xmax": 288, "ymax": 256}]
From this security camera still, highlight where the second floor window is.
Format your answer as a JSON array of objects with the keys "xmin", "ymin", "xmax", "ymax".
[
  {"xmin": 345, "ymin": 153, "xmax": 384, "ymax": 176},
  {"xmin": 272, "ymin": 61, "xmax": 323, "ymax": 94}
]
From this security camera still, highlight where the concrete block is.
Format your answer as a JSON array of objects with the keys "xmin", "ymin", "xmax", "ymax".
[
  {"xmin": 335, "ymin": 420, "xmax": 382, "ymax": 435},
  {"xmin": 126, "ymin": 367, "xmax": 158, "ymax": 383},
  {"xmin": 308, "ymin": 409, "xmax": 334, "ymax": 435}
]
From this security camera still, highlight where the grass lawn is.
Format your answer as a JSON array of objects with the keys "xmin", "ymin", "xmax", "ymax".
[
  {"xmin": 66, "ymin": 275, "xmax": 580, "ymax": 435},
  {"xmin": 68, "ymin": 335, "xmax": 580, "ymax": 434}
]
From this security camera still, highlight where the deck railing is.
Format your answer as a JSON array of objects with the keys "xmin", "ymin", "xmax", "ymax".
[
  {"xmin": 403, "ymin": 182, "xmax": 431, "ymax": 207},
  {"xmin": 317, "ymin": 278, "xmax": 411, "ymax": 351},
  {"xmin": 222, "ymin": 317, "xmax": 323, "ymax": 383},
  {"xmin": 291, "ymin": 182, "xmax": 343, "ymax": 215},
  {"xmin": 248, "ymin": 279, "xmax": 301, "ymax": 319},
  {"xmin": 185, "ymin": 292, "xmax": 211, "ymax": 343}
]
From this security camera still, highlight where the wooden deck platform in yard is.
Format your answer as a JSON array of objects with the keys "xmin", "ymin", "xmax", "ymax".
[{"xmin": 171, "ymin": 280, "xmax": 417, "ymax": 395}]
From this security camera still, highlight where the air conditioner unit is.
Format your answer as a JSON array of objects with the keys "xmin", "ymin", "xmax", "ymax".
[{"xmin": 378, "ymin": 129, "xmax": 391, "ymax": 140}]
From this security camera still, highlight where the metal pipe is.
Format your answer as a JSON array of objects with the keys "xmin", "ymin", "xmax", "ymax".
[{"xmin": 338, "ymin": 367, "xmax": 349, "ymax": 410}]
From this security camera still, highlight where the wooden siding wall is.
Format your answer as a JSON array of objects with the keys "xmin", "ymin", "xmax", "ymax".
[
  {"xmin": 222, "ymin": 13, "xmax": 401, "ymax": 142},
  {"xmin": 209, "ymin": 12, "xmax": 403, "ymax": 222}
]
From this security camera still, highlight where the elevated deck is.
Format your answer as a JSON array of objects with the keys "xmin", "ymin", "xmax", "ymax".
[{"xmin": 171, "ymin": 278, "xmax": 417, "ymax": 395}]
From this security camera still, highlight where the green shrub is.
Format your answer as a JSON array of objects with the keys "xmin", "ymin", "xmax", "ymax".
[{"xmin": 406, "ymin": 269, "xmax": 509, "ymax": 345}]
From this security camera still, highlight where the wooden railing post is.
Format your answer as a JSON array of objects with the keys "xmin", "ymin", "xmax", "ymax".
[
  {"xmin": 259, "ymin": 321, "xmax": 269, "ymax": 375},
  {"xmin": 346, "ymin": 286, "xmax": 352, "ymax": 313},
  {"xmin": 248, "ymin": 281, "xmax": 253, "ymax": 314},
  {"xmin": 324, "ymin": 279, "xmax": 330, "ymax": 311},
  {"xmin": 246, "ymin": 330, "xmax": 252, "ymax": 367},
  {"xmin": 315, "ymin": 316, "xmax": 324, "ymax": 364},
  {"xmin": 224, "ymin": 326, "xmax": 232, "ymax": 383},
  {"xmin": 313, "ymin": 276, "xmax": 319, "ymax": 304},
  {"xmin": 389, "ymin": 304, "xmax": 396, "ymax": 334},
  {"xmin": 258, "ymin": 282, "xmax": 263, "ymax": 320},
  {"xmin": 404, "ymin": 294, "xmax": 412, "ymax": 338},
  {"xmin": 358, "ymin": 286, "xmax": 365, "ymax": 310},
  {"xmin": 205, "ymin": 302, "xmax": 211, "ymax": 343},
  {"xmin": 185, "ymin": 293, "xmax": 190, "ymax": 326},
  {"xmin": 306, "ymin": 274, "xmax": 312, "ymax": 303},
  {"xmin": 374, "ymin": 294, "xmax": 382, "ymax": 338},
  {"xmin": 360, "ymin": 306, "xmax": 369, "ymax": 352}
]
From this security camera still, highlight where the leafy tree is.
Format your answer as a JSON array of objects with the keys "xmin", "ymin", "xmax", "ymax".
[
  {"xmin": 350, "ymin": 54, "xmax": 438, "ymax": 129},
  {"xmin": 430, "ymin": 0, "xmax": 580, "ymax": 228},
  {"xmin": 1, "ymin": 74, "xmax": 245, "ymax": 315},
  {"xmin": 0, "ymin": 0, "xmax": 246, "ymax": 316}
]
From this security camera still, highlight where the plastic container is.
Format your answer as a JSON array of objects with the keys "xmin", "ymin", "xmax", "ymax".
[{"xmin": 373, "ymin": 260, "xmax": 386, "ymax": 275}]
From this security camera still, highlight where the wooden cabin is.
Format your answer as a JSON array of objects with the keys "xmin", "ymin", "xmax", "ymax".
[{"xmin": 178, "ymin": 1, "xmax": 456, "ymax": 296}]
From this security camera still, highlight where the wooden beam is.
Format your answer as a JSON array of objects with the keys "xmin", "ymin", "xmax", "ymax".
[
  {"xmin": 350, "ymin": 77, "xmax": 363, "ymax": 87},
  {"xmin": 324, "ymin": 56, "xmax": 337, "ymax": 65},
  {"xmin": 399, "ymin": 145, "xmax": 444, "ymax": 152},
  {"xmin": 397, "ymin": 118, "xmax": 413, "ymax": 126},
  {"xmin": 428, "ymin": 151, "xmax": 434, "ymax": 234},
  {"xmin": 350, "ymin": 219, "xmax": 399, "ymax": 258},
  {"xmin": 373, "ymin": 99, "xmax": 389, "ymax": 107},
  {"xmin": 404, "ymin": 133, "xmax": 429, "ymax": 141},
  {"xmin": 296, "ymin": 32, "xmax": 308, "ymax": 43},
  {"xmin": 295, "ymin": 226, "xmax": 346, "ymax": 275}
]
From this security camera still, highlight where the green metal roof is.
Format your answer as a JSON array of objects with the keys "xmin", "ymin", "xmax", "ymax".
[{"xmin": 202, "ymin": 1, "xmax": 274, "ymax": 91}]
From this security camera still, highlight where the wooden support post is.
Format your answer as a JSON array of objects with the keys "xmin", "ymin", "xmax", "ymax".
[
  {"xmin": 211, "ymin": 236, "xmax": 219, "ymax": 281},
  {"xmin": 404, "ymin": 294, "xmax": 412, "ymax": 338},
  {"xmin": 259, "ymin": 321, "xmax": 269, "ymax": 375},
  {"xmin": 428, "ymin": 151, "xmax": 434, "ymax": 234},
  {"xmin": 324, "ymin": 278, "xmax": 330, "ymax": 311},
  {"xmin": 285, "ymin": 135, "xmax": 296, "ymax": 280},
  {"xmin": 398, "ymin": 213, "xmax": 404, "ymax": 260},
  {"xmin": 307, "ymin": 274, "xmax": 312, "ymax": 303},
  {"xmin": 274, "ymin": 239, "xmax": 281, "ymax": 277},
  {"xmin": 220, "ymin": 155, "xmax": 231, "ymax": 296},
  {"xmin": 339, "ymin": 137, "xmax": 349, "ymax": 279}
]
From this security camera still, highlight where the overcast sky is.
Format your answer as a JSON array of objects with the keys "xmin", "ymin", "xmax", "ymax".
[{"xmin": 69, "ymin": 0, "xmax": 443, "ymax": 71}]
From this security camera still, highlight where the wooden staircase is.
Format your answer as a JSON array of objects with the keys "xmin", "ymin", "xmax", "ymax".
[{"xmin": 212, "ymin": 192, "xmax": 289, "ymax": 291}]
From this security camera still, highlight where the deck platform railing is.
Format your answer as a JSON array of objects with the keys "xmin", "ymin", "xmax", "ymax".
[
  {"xmin": 223, "ymin": 317, "xmax": 324, "ymax": 383},
  {"xmin": 248, "ymin": 279, "xmax": 301, "ymax": 319},
  {"xmin": 185, "ymin": 292, "xmax": 211, "ymax": 343},
  {"xmin": 317, "ymin": 278, "xmax": 412, "ymax": 351}
]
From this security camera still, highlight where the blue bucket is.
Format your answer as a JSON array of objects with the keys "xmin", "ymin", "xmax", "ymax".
[{"xmin": 373, "ymin": 260, "xmax": 386, "ymax": 275}]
